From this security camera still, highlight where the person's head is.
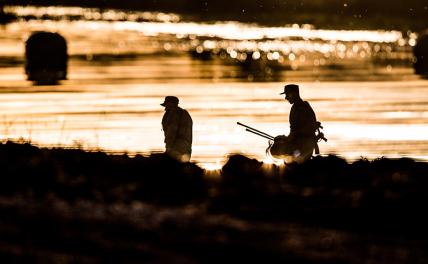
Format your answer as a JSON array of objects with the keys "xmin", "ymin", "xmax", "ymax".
[
  {"xmin": 280, "ymin": 84, "xmax": 300, "ymax": 104},
  {"xmin": 160, "ymin": 96, "xmax": 179, "ymax": 110}
]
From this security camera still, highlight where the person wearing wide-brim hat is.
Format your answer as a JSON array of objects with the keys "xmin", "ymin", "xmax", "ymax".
[
  {"xmin": 160, "ymin": 96, "xmax": 193, "ymax": 162},
  {"xmin": 278, "ymin": 84, "xmax": 319, "ymax": 162}
]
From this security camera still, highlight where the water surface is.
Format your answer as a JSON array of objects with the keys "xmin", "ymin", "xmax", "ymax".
[{"xmin": 0, "ymin": 6, "xmax": 427, "ymax": 168}]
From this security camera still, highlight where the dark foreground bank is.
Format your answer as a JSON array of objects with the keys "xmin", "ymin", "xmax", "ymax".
[{"xmin": 1, "ymin": 141, "xmax": 428, "ymax": 263}]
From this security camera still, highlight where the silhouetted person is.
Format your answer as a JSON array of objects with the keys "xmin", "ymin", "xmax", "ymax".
[
  {"xmin": 161, "ymin": 96, "xmax": 193, "ymax": 162},
  {"xmin": 280, "ymin": 84, "xmax": 318, "ymax": 161}
]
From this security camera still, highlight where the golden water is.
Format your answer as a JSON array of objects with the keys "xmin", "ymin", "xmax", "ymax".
[{"xmin": 0, "ymin": 8, "xmax": 427, "ymax": 169}]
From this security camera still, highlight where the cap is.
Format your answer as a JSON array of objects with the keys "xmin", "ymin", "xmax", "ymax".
[
  {"xmin": 280, "ymin": 84, "xmax": 299, "ymax": 95},
  {"xmin": 160, "ymin": 96, "xmax": 179, "ymax": 106}
]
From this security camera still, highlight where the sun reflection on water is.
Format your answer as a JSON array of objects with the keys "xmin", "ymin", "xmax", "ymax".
[
  {"xmin": 3, "ymin": 5, "xmax": 416, "ymax": 61},
  {"xmin": 4, "ymin": 5, "xmax": 180, "ymax": 23},
  {"xmin": 0, "ymin": 6, "xmax": 427, "ymax": 168},
  {"xmin": 0, "ymin": 5, "xmax": 418, "ymax": 80}
]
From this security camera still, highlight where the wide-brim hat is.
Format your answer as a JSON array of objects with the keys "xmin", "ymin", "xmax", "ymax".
[
  {"xmin": 280, "ymin": 84, "xmax": 299, "ymax": 95},
  {"xmin": 160, "ymin": 96, "xmax": 179, "ymax": 106}
]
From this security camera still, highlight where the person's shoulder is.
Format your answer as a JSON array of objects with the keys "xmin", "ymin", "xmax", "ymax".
[
  {"xmin": 293, "ymin": 99, "xmax": 307, "ymax": 107},
  {"xmin": 180, "ymin": 107, "xmax": 191, "ymax": 114},
  {"xmin": 177, "ymin": 107, "xmax": 187, "ymax": 114},
  {"xmin": 301, "ymin": 100, "xmax": 314, "ymax": 108},
  {"xmin": 294, "ymin": 100, "xmax": 314, "ymax": 113},
  {"xmin": 184, "ymin": 109, "xmax": 192, "ymax": 119},
  {"xmin": 179, "ymin": 107, "xmax": 192, "ymax": 118}
]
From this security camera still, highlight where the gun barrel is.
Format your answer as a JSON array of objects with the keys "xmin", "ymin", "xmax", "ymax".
[
  {"xmin": 237, "ymin": 122, "xmax": 274, "ymax": 139},
  {"xmin": 245, "ymin": 128, "xmax": 274, "ymax": 140}
]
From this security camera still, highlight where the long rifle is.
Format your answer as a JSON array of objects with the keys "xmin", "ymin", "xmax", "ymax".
[{"xmin": 237, "ymin": 122, "xmax": 274, "ymax": 140}]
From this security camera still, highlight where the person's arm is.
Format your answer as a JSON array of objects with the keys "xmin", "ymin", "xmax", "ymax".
[
  {"xmin": 164, "ymin": 110, "xmax": 180, "ymax": 149},
  {"xmin": 289, "ymin": 105, "xmax": 299, "ymax": 139}
]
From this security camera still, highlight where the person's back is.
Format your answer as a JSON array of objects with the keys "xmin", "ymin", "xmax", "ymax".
[
  {"xmin": 161, "ymin": 96, "xmax": 193, "ymax": 162},
  {"xmin": 289, "ymin": 99, "xmax": 317, "ymax": 139},
  {"xmin": 162, "ymin": 107, "xmax": 192, "ymax": 154},
  {"xmin": 280, "ymin": 84, "xmax": 318, "ymax": 161}
]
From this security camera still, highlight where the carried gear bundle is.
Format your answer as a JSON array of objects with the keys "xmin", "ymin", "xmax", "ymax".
[{"xmin": 237, "ymin": 122, "xmax": 327, "ymax": 161}]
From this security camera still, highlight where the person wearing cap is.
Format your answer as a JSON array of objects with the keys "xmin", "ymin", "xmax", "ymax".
[
  {"xmin": 160, "ymin": 96, "xmax": 193, "ymax": 162},
  {"xmin": 280, "ymin": 84, "xmax": 318, "ymax": 161}
]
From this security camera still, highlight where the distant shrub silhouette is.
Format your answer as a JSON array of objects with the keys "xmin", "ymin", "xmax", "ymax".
[{"xmin": 25, "ymin": 31, "xmax": 68, "ymax": 85}]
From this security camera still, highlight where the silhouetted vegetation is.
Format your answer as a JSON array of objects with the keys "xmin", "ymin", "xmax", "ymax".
[
  {"xmin": 25, "ymin": 31, "xmax": 68, "ymax": 85},
  {"xmin": 414, "ymin": 30, "xmax": 428, "ymax": 77},
  {"xmin": 0, "ymin": 141, "xmax": 205, "ymax": 205},
  {"xmin": 0, "ymin": 5, "xmax": 16, "ymax": 24},
  {"xmin": 214, "ymin": 154, "xmax": 428, "ymax": 235},
  {"xmin": 1, "ymin": 142, "xmax": 428, "ymax": 263}
]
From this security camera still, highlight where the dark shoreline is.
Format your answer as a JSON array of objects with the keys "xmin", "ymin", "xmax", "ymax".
[{"xmin": 1, "ymin": 141, "xmax": 428, "ymax": 263}]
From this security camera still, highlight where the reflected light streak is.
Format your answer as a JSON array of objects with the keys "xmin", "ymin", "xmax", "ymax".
[
  {"xmin": 380, "ymin": 111, "xmax": 428, "ymax": 119},
  {"xmin": 114, "ymin": 21, "xmax": 402, "ymax": 43},
  {"xmin": 0, "ymin": 80, "xmax": 427, "ymax": 167},
  {"xmin": 329, "ymin": 124, "xmax": 428, "ymax": 141},
  {"xmin": 262, "ymin": 157, "xmax": 286, "ymax": 167},
  {"xmin": 1, "ymin": 16, "xmax": 410, "ymax": 66},
  {"xmin": 6, "ymin": 5, "xmax": 404, "ymax": 43},
  {"xmin": 4, "ymin": 5, "xmax": 180, "ymax": 23},
  {"xmin": 199, "ymin": 161, "xmax": 223, "ymax": 171}
]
